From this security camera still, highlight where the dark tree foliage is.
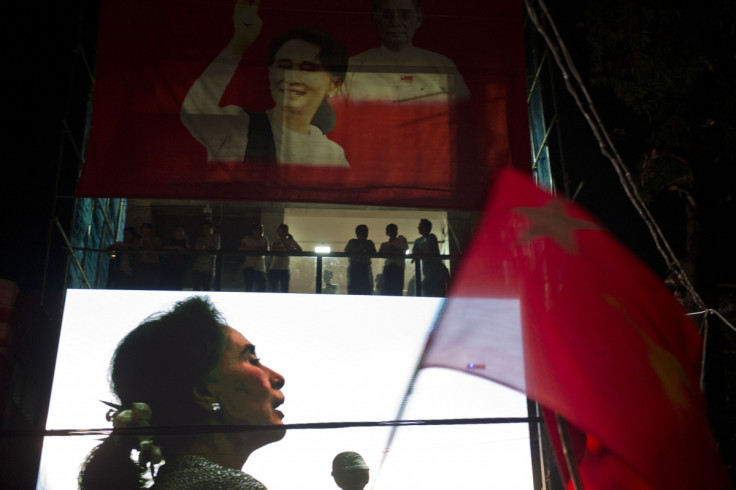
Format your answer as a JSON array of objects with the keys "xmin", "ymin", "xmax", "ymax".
[
  {"xmin": 580, "ymin": 0, "xmax": 736, "ymax": 292},
  {"xmin": 571, "ymin": 0, "xmax": 736, "ymax": 478}
]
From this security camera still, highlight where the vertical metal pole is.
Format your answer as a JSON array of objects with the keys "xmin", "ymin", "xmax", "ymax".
[
  {"xmin": 414, "ymin": 258, "xmax": 422, "ymax": 296},
  {"xmin": 555, "ymin": 413, "xmax": 584, "ymax": 490},
  {"xmin": 214, "ymin": 252, "xmax": 223, "ymax": 291},
  {"xmin": 527, "ymin": 400, "xmax": 547, "ymax": 490},
  {"xmin": 315, "ymin": 255, "xmax": 323, "ymax": 294}
]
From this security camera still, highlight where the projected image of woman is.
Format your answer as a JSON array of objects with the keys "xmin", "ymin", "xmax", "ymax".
[
  {"xmin": 79, "ymin": 297, "xmax": 285, "ymax": 489},
  {"xmin": 181, "ymin": 0, "xmax": 349, "ymax": 167}
]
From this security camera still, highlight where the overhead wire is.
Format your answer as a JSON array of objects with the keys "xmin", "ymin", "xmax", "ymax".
[
  {"xmin": 1, "ymin": 417, "xmax": 540, "ymax": 439},
  {"xmin": 523, "ymin": 0, "xmax": 707, "ymax": 311}
]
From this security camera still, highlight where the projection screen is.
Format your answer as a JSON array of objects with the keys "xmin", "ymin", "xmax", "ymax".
[{"xmin": 39, "ymin": 289, "xmax": 533, "ymax": 489}]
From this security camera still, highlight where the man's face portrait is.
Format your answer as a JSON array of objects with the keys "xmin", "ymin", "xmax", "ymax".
[{"xmin": 371, "ymin": 0, "xmax": 423, "ymax": 52}]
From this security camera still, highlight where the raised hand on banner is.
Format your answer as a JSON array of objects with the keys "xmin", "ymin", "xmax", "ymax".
[{"xmin": 231, "ymin": 0, "xmax": 263, "ymax": 54}]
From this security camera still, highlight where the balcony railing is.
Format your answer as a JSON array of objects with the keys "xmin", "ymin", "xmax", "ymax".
[{"xmin": 70, "ymin": 247, "xmax": 456, "ymax": 297}]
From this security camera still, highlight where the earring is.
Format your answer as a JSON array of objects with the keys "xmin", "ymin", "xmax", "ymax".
[{"xmin": 212, "ymin": 402, "xmax": 221, "ymax": 412}]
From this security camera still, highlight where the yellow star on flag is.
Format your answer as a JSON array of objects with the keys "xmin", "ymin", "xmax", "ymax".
[
  {"xmin": 514, "ymin": 199, "xmax": 602, "ymax": 254},
  {"xmin": 603, "ymin": 294, "xmax": 692, "ymax": 411}
]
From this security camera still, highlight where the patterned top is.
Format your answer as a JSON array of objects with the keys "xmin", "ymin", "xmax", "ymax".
[{"xmin": 152, "ymin": 455, "xmax": 267, "ymax": 489}]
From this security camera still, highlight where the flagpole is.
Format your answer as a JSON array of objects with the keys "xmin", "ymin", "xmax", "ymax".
[
  {"xmin": 698, "ymin": 311, "xmax": 709, "ymax": 391},
  {"xmin": 527, "ymin": 400, "xmax": 548, "ymax": 490},
  {"xmin": 555, "ymin": 413, "xmax": 585, "ymax": 490},
  {"xmin": 369, "ymin": 363, "xmax": 421, "ymax": 490},
  {"xmin": 370, "ymin": 297, "xmax": 454, "ymax": 488}
]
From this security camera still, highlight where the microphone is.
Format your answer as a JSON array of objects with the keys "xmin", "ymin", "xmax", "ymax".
[{"xmin": 331, "ymin": 451, "xmax": 370, "ymax": 490}]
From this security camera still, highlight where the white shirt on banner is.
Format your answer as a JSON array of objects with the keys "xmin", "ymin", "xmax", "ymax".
[{"xmin": 344, "ymin": 45, "xmax": 470, "ymax": 104}]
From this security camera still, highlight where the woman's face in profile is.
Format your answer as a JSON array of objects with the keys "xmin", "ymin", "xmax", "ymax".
[
  {"xmin": 269, "ymin": 39, "xmax": 340, "ymax": 116},
  {"xmin": 206, "ymin": 327, "xmax": 286, "ymax": 440}
]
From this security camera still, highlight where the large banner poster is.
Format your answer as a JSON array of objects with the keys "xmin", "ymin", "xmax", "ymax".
[{"xmin": 77, "ymin": 0, "xmax": 529, "ymax": 209}]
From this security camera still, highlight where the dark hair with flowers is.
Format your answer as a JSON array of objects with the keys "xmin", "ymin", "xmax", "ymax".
[{"xmin": 79, "ymin": 296, "xmax": 228, "ymax": 489}]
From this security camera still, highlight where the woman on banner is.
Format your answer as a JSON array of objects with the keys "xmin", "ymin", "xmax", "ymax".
[
  {"xmin": 181, "ymin": 0, "xmax": 349, "ymax": 167},
  {"xmin": 78, "ymin": 296, "xmax": 286, "ymax": 489}
]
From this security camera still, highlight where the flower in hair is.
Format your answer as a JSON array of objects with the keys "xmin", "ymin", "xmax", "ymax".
[
  {"xmin": 139, "ymin": 439, "xmax": 164, "ymax": 466},
  {"xmin": 102, "ymin": 401, "xmax": 163, "ymax": 466},
  {"xmin": 109, "ymin": 402, "xmax": 153, "ymax": 429}
]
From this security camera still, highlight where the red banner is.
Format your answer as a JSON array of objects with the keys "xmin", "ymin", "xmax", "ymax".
[{"xmin": 77, "ymin": 0, "xmax": 529, "ymax": 208}]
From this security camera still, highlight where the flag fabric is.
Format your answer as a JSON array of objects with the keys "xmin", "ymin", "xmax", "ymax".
[{"xmin": 421, "ymin": 168, "xmax": 731, "ymax": 489}]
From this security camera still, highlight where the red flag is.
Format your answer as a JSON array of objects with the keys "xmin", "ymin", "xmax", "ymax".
[{"xmin": 421, "ymin": 168, "xmax": 731, "ymax": 489}]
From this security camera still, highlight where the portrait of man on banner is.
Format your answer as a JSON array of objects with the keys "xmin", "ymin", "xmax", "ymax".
[{"xmin": 342, "ymin": 0, "xmax": 470, "ymax": 104}]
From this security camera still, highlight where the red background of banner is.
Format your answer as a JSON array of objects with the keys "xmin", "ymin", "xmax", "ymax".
[{"xmin": 78, "ymin": 0, "xmax": 529, "ymax": 209}]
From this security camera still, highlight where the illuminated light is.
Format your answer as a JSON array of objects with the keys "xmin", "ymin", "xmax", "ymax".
[
  {"xmin": 467, "ymin": 363, "xmax": 486, "ymax": 370},
  {"xmin": 315, "ymin": 246, "xmax": 331, "ymax": 254}
]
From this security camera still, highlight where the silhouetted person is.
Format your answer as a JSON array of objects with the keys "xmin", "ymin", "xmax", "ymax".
[
  {"xmin": 161, "ymin": 225, "xmax": 191, "ymax": 290},
  {"xmin": 240, "ymin": 223, "xmax": 268, "ymax": 292},
  {"xmin": 191, "ymin": 220, "xmax": 221, "ymax": 291},
  {"xmin": 332, "ymin": 451, "xmax": 370, "ymax": 490},
  {"xmin": 344, "ymin": 224, "xmax": 376, "ymax": 295},
  {"xmin": 269, "ymin": 224, "xmax": 302, "ymax": 293},
  {"xmin": 378, "ymin": 223, "xmax": 408, "ymax": 295},
  {"xmin": 412, "ymin": 218, "xmax": 448, "ymax": 296},
  {"xmin": 107, "ymin": 226, "xmax": 139, "ymax": 289},
  {"xmin": 132, "ymin": 223, "xmax": 163, "ymax": 289}
]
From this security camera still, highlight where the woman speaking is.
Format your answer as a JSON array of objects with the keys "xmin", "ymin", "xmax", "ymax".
[{"xmin": 79, "ymin": 296, "xmax": 286, "ymax": 489}]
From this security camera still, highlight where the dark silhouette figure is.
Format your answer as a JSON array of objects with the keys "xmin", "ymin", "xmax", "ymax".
[
  {"xmin": 107, "ymin": 226, "xmax": 139, "ymax": 289},
  {"xmin": 378, "ymin": 223, "xmax": 408, "ymax": 295},
  {"xmin": 240, "ymin": 223, "xmax": 268, "ymax": 292},
  {"xmin": 412, "ymin": 218, "xmax": 448, "ymax": 297},
  {"xmin": 332, "ymin": 451, "xmax": 369, "ymax": 490},
  {"xmin": 344, "ymin": 224, "xmax": 376, "ymax": 295},
  {"xmin": 269, "ymin": 224, "xmax": 302, "ymax": 293},
  {"xmin": 161, "ymin": 226, "xmax": 191, "ymax": 290},
  {"xmin": 132, "ymin": 223, "xmax": 163, "ymax": 289},
  {"xmin": 191, "ymin": 220, "xmax": 221, "ymax": 291}
]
